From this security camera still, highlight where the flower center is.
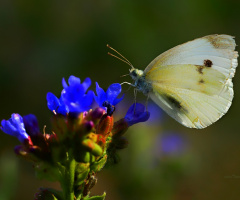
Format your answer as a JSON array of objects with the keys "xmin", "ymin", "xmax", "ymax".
[{"xmin": 102, "ymin": 101, "xmax": 115, "ymax": 116}]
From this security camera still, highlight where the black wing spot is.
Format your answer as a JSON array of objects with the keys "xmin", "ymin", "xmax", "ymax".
[
  {"xmin": 204, "ymin": 59, "xmax": 213, "ymax": 67},
  {"xmin": 199, "ymin": 79, "xmax": 204, "ymax": 84},
  {"xmin": 197, "ymin": 66, "xmax": 204, "ymax": 74},
  {"xmin": 167, "ymin": 96, "xmax": 182, "ymax": 109},
  {"xmin": 166, "ymin": 95, "xmax": 188, "ymax": 113}
]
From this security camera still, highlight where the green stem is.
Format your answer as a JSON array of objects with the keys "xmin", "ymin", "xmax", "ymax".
[{"xmin": 63, "ymin": 158, "xmax": 76, "ymax": 200}]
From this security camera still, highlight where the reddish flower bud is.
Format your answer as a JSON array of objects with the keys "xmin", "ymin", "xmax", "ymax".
[
  {"xmin": 96, "ymin": 114, "xmax": 113, "ymax": 136},
  {"xmin": 97, "ymin": 135, "xmax": 106, "ymax": 146}
]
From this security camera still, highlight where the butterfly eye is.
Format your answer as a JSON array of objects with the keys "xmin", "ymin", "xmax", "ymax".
[{"xmin": 130, "ymin": 70, "xmax": 137, "ymax": 77}]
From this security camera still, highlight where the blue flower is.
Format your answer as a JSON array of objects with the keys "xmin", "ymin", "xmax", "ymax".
[
  {"xmin": 124, "ymin": 103, "xmax": 150, "ymax": 126},
  {"xmin": 1, "ymin": 114, "xmax": 32, "ymax": 144},
  {"xmin": 23, "ymin": 114, "xmax": 40, "ymax": 136},
  {"xmin": 61, "ymin": 76, "xmax": 94, "ymax": 115},
  {"xmin": 94, "ymin": 82, "xmax": 123, "ymax": 115},
  {"xmin": 47, "ymin": 75, "xmax": 94, "ymax": 116}
]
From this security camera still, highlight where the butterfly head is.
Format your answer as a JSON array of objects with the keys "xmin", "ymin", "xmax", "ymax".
[{"xmin": 129, "ymin": 68, "xmax": 144, "ymax": 81}]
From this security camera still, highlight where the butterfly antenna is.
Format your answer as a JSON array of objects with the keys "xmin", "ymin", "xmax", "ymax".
[
  {"xmin": 107, "ymin": 52, "xmax": 133, "ymax": 68},
  {"xmin": 107, "ymin": 44, "xmax": 134, "ymax": 69},
  {"xmin": 120, "ymin": 74, "xmax": 129, "ymax": 77}
]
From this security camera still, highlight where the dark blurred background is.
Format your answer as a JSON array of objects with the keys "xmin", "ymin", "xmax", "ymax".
[{"xmin": 1, "ymin": 0, "xmax": 240, "ymax": 200}]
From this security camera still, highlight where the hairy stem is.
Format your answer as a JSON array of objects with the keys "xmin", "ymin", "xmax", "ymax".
[{"xmin": 63, "ymin": 156, "xmax": 76, "ymax": 200}]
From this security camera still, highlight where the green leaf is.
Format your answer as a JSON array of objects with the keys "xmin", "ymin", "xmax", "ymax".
[{"xmin": 83, "ymin": 192, "xmax": 106, "ymax": 200}]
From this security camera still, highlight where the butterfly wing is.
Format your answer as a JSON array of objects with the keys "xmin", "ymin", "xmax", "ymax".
[{"xmin": 145, "ymin": 35, "xmax": 238, "ymax": 129}]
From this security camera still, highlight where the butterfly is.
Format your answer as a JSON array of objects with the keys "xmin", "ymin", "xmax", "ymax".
[{"xmin": 108, "ymin": 35, "xmax": 238, "ymax": 129}]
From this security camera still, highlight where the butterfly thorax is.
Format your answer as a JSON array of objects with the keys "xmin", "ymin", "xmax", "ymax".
[{"xmin": 129, "ymin": 68, "xmax": 152, "ymax": 95}]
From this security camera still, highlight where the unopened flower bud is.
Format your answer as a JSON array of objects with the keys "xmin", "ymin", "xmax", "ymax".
[
  {"xmin": 82, "ymin": 139, "xmax": 103, "ymax": 157},
  {"xmin": 96, "ymin": 114, "xmax": 113, "ymax": 136},
  {"xmin": 74, "ymin": 151, "xmax": 95, "ymax": 163},
  {"xmin": 88, "ymin": 107, "xmax": 105, "ymax": 122},
  {"xmin": 81, "ymin": 121, "xmax": 94, "ymax": 132}
]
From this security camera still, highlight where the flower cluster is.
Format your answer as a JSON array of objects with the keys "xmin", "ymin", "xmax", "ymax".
[{"xmin": 0, "ymin": 75, "xmax": 150, "ymax": 200}]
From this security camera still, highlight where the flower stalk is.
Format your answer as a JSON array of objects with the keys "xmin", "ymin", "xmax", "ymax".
[{"xmin": 64, "ymin": 156, "xmax": 75, "ymax": 200}]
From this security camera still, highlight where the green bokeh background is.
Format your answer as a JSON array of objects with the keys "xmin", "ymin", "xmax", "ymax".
[{"xmin": 1, "ymin": 0, "xmax": 240, "ymax": 199}]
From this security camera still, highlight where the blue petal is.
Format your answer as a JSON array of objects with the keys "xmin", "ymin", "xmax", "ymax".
[
  {"xmin": 46, "ymin": 92, "xmax": 60, "ymax": 111},
  {"xmin": 62, "ymin": 78, "xmax": 68, "ymax": 89},
  {"xmin": 68, "ymin": 75, "xmax": 80, "ymax": 86},
  {"xmin": 124, "ymin": 103, "xmax": 150, "ymax": 126},
  {"xmin": 113, "ymin": 94, "xmax": 124, "ymax": 105},
  {"xmin": 94, "ymin": 82, "xmax": 106, "ymax": 107},
  {"xmin": 106, "ymin": 83, "xmax": 122, "ymax": 104},
  {"xmin": 125, "ymin": 103, "xmax": 145, "ymax": 117},
  {"xmin": 82, "ymin": 90, "xmax": 94, "ymax": 108},
  {"xmin": 58, "ymin": 97, "xmax": 69, "ymax": 115},
  {"xmin": 61, "ymin": 84, "xmax": 85, "ymax": 104},
  {"xmin": 82, "ymin": 77, "xmax": 91, "ymax": 92},
  {"xmin": 23, "ymin": 114, "xmax": 40, "ymax": 136}
]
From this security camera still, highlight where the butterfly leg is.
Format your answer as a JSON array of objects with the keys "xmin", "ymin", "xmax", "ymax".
[
  {"xmin": 133, "ymin": 88, "xmax": 138, "ymax": 114},
  {"xmin": 122, "ymin": 82, "xmax": 134, "ymax": 94},
  {"xmin": 145, "ymin": 94, "xmax": 150, "ymax": 112},
  {"xmin": 120, "ymin": 82, "xmax": 135, "ymax": 87}
]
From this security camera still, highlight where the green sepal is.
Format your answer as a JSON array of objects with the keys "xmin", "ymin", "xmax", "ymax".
[
  {"xmin": 82, "ymin": 192, "xmax": 106, "ymax": 200},
  {"xmin": 75, "ymin": 162, "xmax": 90, "ymax": 186},
  {"xmin": 90, "ymin": 154, "xmax": 107, "ymax": 172}
]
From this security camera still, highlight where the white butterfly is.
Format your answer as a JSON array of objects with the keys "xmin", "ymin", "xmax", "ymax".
[{"xmin": 109, "ymin": 35, "xmax": 238, "ymax": 129}]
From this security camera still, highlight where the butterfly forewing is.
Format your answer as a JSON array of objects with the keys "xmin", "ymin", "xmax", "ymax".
[{"xmin": 145, "ymin": 34, "xmax": 238, "ymax": 128}]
